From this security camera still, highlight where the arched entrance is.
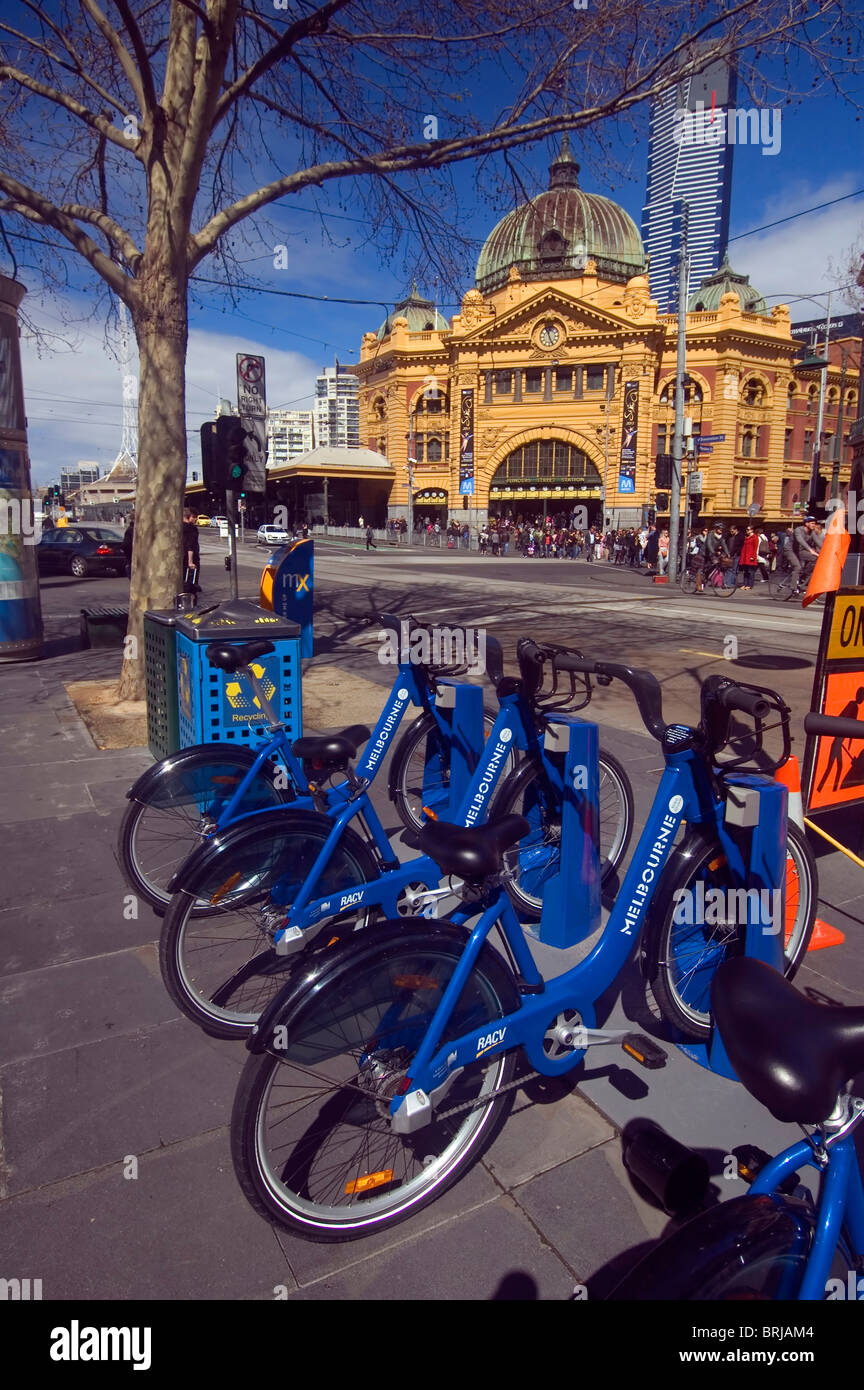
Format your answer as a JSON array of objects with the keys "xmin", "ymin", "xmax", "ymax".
[
  {"xmin": 488, "ymin": 438, "xmax": 603, "ymax": 524},
  {"xmin": 413, "ymin": 486, "xmax": 448, "ymax": 530}
]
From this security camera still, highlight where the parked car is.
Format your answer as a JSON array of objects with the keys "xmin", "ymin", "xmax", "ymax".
[
  {"xmin": 36, "ymin": 526, "xmax": 128, "ymax": 578},
  {"xmin": 209, "ymin": 516, "xmax": 228, "ymax": 528},
  {"xmin": 257, "ymin": 523, "xmax": 292, "ymax": 546},
  {"xmin": 196, "ymin": 514, "xmax": 211, "ymax": 527}
]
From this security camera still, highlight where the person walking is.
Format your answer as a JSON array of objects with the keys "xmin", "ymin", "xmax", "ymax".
[
  {"xmin": 181, "ymin": 507, "xmax": 201, "ymax": 602},
  {"xmin": 365, "ymin": 524, "xmax": 376, "ymax": 551}
]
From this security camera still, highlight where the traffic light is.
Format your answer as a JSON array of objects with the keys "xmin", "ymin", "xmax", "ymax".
[
  {"xmin": 656, "ymin": 493, "xmax": 669, "ymax": 511},
  {"xmin": 200, "ymin": 415, "xmax": 246, "ymax": 491},
  {"xmin": 647, "ymin": 508, "xmax": 656, "ymax": 527},
  {"xmin": 654, "ymin": 454, "xmax": 673, "ymax": 489},
  {"xmin": 223, "ymin": 418, "xmax": 247, "ymax": 491}
]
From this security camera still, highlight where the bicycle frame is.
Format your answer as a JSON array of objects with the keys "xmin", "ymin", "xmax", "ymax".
[
  {"xmin": 748, "ymin": 1121, "xmax": 864, "ymax": 1300},
  {"xmin": 383, "ymin": 736, "xmax": 788, "ymax": 1133},
  {"xmin": 149, "ymin": 658, "xmax": 479, "ymax": 833},
  {"xmin": 268, "ymin": 683, "xmax": 590, "ymax": 955}
]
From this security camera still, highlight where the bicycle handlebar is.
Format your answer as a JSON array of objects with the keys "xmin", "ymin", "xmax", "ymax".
[
  {"xmin": 805, "ymin": 713, "xmax": 864, "ymax": 741},
  {"xmin": 552, "ymin": 652, "xmax": 666, "ymax": 741},
  {"xmin": 716, "ymin": 685, "xmax": 771, "ymax": 720}
]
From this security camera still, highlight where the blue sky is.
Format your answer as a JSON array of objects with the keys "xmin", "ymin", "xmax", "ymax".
[{"xmin": 13, "ymin": 48, "xmax": 864, "ymax": 485}]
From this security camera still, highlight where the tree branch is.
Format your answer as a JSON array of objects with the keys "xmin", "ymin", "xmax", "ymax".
[
  {"xmin": 0, "ymin": 171, "xmax": 134, "ymax": 299},
  {"xmin": 0, "ymin": 61, "xmax": 139, "ymax": 151},
  {"xmin": 110, "ymin": 0, "xmax": 159, "ymax": 111},
  {"xmin": 80, "ymin": 0, "xmax": 149, "ymax": 113},
  {"xmin": 59, "ymin": 202, "xmax": 143, "ymax": 267},
  {"xmin": 211, "ymin": 0, "xmax": 354, "ymax": 128}
]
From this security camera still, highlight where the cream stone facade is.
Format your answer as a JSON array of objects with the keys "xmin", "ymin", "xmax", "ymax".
[{"xmin": 355, "ymin": 144, "xmax": 858, "ymax": 531}]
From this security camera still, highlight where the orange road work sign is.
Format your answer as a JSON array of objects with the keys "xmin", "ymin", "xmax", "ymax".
[
  {"xmin": 803, "ymin": 506, "xmax": 850, "ymax": 609},
  {"xmin": 804, "ymin": 588, "xmax": 864, "ymax": 815}
]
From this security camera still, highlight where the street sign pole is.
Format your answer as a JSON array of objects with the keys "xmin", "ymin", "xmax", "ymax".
[
  {"xmin": 668, "ymin": 203, "xmax": 689, "ymax": 583},
  {"xmin": 226, "ymin": 489, "xmax": 239, "ymax": 600}
]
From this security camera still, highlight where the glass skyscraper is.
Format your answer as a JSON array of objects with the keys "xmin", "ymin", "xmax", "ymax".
[{"xmin": 642, "ymin": 55, "xmax": 737, "ymax": 312}]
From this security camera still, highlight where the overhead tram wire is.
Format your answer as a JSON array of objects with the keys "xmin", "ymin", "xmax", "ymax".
[{"xmin": 3, "ymin": 182, "xmax": 864, "ymax": 319}]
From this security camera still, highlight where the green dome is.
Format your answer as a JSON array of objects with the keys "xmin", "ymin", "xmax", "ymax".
[
  {"xmin": 475, "ymin": 136, "xmax": 646, "ymax": 293},
  {"xmin": 377, "ymin": 283, "xmax": 449, "ymax": 338},
  {"xmin": 688, "ymin": 254, "xmax": 768, "ymax": 314}
]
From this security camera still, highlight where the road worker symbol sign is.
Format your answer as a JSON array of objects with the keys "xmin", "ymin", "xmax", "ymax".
[
  {"xmin": 222, "ymin": 659, "xmax": 276, "ymax": 725},
  {"xmin": 807, "ymin": 671, "xmax": 864, "ymax": 811},
  {"xmin": 804, "ymin": 588, "xmax": 864, "ymax": 814}
]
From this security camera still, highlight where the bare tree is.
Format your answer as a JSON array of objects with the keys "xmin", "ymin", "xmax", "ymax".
[{"xmin": 0, "ymin": 0, "xmax": 861, "ymax": 698}]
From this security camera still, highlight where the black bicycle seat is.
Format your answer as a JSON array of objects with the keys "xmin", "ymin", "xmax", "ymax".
[
  {"xmin": 206, "ymin": 640, "xmax": 275, "ymax": 673},
  {"xmin": 712, "ymin": 957, "xmax": 864, "ymax": 1123},
  {"xmin": 292, "ymin": 724, "xmax": 370, "ymax": 763},
  {"xmin": 413, "ymin": 814, "xmax": 529, "ymax": 880}
]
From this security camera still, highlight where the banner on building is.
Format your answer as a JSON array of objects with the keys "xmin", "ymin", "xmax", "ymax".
[
  {"xmin": 459, "ymin": 389, "xmax": 475, "ymax": 495},
  {"xmin": 618, "ymin": 378, "xmax": 638, "ymax": 494}
]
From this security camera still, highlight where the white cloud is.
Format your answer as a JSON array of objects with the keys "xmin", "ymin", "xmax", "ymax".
[
  {"xmin": 17, "ymin": 299, "xmax": 320, "ymax": 486},
  {"xmin": 727, "ymin": 176, "xmax": 864, "ymax": 318}
]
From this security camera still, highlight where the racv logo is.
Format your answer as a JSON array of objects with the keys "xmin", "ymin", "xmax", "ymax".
[
  {"xmin": 476, "ymin": 1027, "xmax": 506, "ymax": 1057},
  {"xmin": 339, "ymin": 890, "xmax": 363, "ymax": 910}
]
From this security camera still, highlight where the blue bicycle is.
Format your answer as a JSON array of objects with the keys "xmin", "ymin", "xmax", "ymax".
[
  {"xmin": 608, "ymin": 954, "xmax": 864, "ymax": 1300},
  {"xmin": 159, "ymin": 641, "xmax": 633, "ymax": 1038},
  {"xmin": 228, "ymin": 663, "xmax": 815, "ymax": 1240},
  {"xmin": 119, "ymin": 613, "xmax": 511, "ymax": 914}
]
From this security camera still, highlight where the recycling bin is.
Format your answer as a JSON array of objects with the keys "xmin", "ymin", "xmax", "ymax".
[{"xmin": 143, "ymin": 598, "xmax": 302, "ymax": 760}]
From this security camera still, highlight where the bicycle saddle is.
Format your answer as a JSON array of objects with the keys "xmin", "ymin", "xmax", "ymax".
[
  {"xmin": 292, "ymin": 725, "xmax": 371, "ymax": 763},
  {"xmin": 206, "ymin": 640, "xmax": 275, "ymax": 672},
  {"xmin": 712, "ymin": 957, "xmax": 864, "ymax": 1124},
  {"xmin": 411, "ymin": 814, "xmax": 530, "ymax": 880}
]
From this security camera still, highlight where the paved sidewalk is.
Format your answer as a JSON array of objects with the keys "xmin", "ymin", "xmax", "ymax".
[{"xmin": 1, "ymin": 633, "xmax": 862, "ymax": 1301}]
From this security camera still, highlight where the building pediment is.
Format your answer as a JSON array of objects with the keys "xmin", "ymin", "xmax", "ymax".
[{"xmin": 455, "ymin": 287, "xmax": 657, "ymax": 349}]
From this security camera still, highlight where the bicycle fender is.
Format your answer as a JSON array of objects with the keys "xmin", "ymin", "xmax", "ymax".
[
  {"xmin": 387, "ymin": 713, "xmax": 434, "ymax": 800},
  {"xmin": 605, "ymin": 1193, "xmax": 814, "ymax": 1300},
  {"xmin": 125, "ymin": 742, "xmax": 265, "ymax": 804},
  {"xmin": 165, "ymin": 806, "xmax": 335, "ymax": 896},
  {"xmin": 640, "ymin": 827, "xmax": 721, "ymax": 979},
  {"xmin": 246, "ymin": 918, "xmax": 475, "ymax": 1055}
]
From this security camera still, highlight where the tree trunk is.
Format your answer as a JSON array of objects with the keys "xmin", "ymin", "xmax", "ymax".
[{"xmin": 117, "ymin": 272, "xmax": 189, "ymax": 702}]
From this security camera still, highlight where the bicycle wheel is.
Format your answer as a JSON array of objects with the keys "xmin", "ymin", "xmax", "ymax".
[
  {"xmin": 231, "ymin": 921, "xmax": 519, "ymax": 1241},
  {"xmin": 607, "ymin": 1193, "xmax": 855, "ymax": 1300},
  {"xmin": 770, "ymin": 567, "xmax": 798, "ymax": 601},
  {"xmin": 159, "ymin": 810, "xmax": 380, "ymax": 1039},
  {"xmin": 647, "ymin": 823, "xmax": 817, "ymax": 1041},
  {"xmin": 679, "ymin": 571, "xmax": 698, "ymax": 595},
  {"xmin": 710, "ymin": 566, "xmax": 736, "ymax": 597},
  {"xmin": 490, "ymin": 749, "xmax": 634, "ymax": 920},
  {"xmin": 390, "ymin": 707, "xmax": 515, "ymax": 833},
  {"xmin": 118, "ymin": 746, "xmax": 293, "ymax": 915}
]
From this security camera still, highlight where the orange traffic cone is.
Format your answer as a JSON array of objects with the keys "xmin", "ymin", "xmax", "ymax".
[
  {"xmin": 775, "ymin": 755, "xmax": 804, "ymax": 831},
  {"xmin": 775, "ymin": 756, "xmax": 844, "ymax": 952},
  {"xmin": 807, "ymin": 917, "xmax": 845, "ymax": 950}
]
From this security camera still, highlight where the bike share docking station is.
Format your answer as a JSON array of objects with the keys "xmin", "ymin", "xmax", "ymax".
[{"xmin": 676, "ymin": 773, "xmax": 788, "ymax": 1081}]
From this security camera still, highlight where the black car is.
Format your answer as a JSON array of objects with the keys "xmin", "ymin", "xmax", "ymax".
[{"xmin": 36, "ymin": 525, "xmax": 128, "ymax": 578}]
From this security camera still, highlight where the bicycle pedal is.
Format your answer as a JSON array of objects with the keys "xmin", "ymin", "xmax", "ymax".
[
  {"xmin": 621, "ymin": 1034, "xmax": 667, "ymax": 1069},
  {"xmin": 732, "ymin": 1144, "xmax": 800, "ymax": 1195}
]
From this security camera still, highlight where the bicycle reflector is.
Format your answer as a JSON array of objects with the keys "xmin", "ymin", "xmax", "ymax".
[
  {"xmin": 209, "ymin": 870, "xmax": 243, "ymax": 904},
  {"xmin": 344, "ymin": 1170, "xmax": 395, "ymax": 1195}
]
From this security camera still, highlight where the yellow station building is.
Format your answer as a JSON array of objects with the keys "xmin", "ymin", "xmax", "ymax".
[{"xmin": 355, "ymin": 137, "xmax": 858, "ymax": 531}]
